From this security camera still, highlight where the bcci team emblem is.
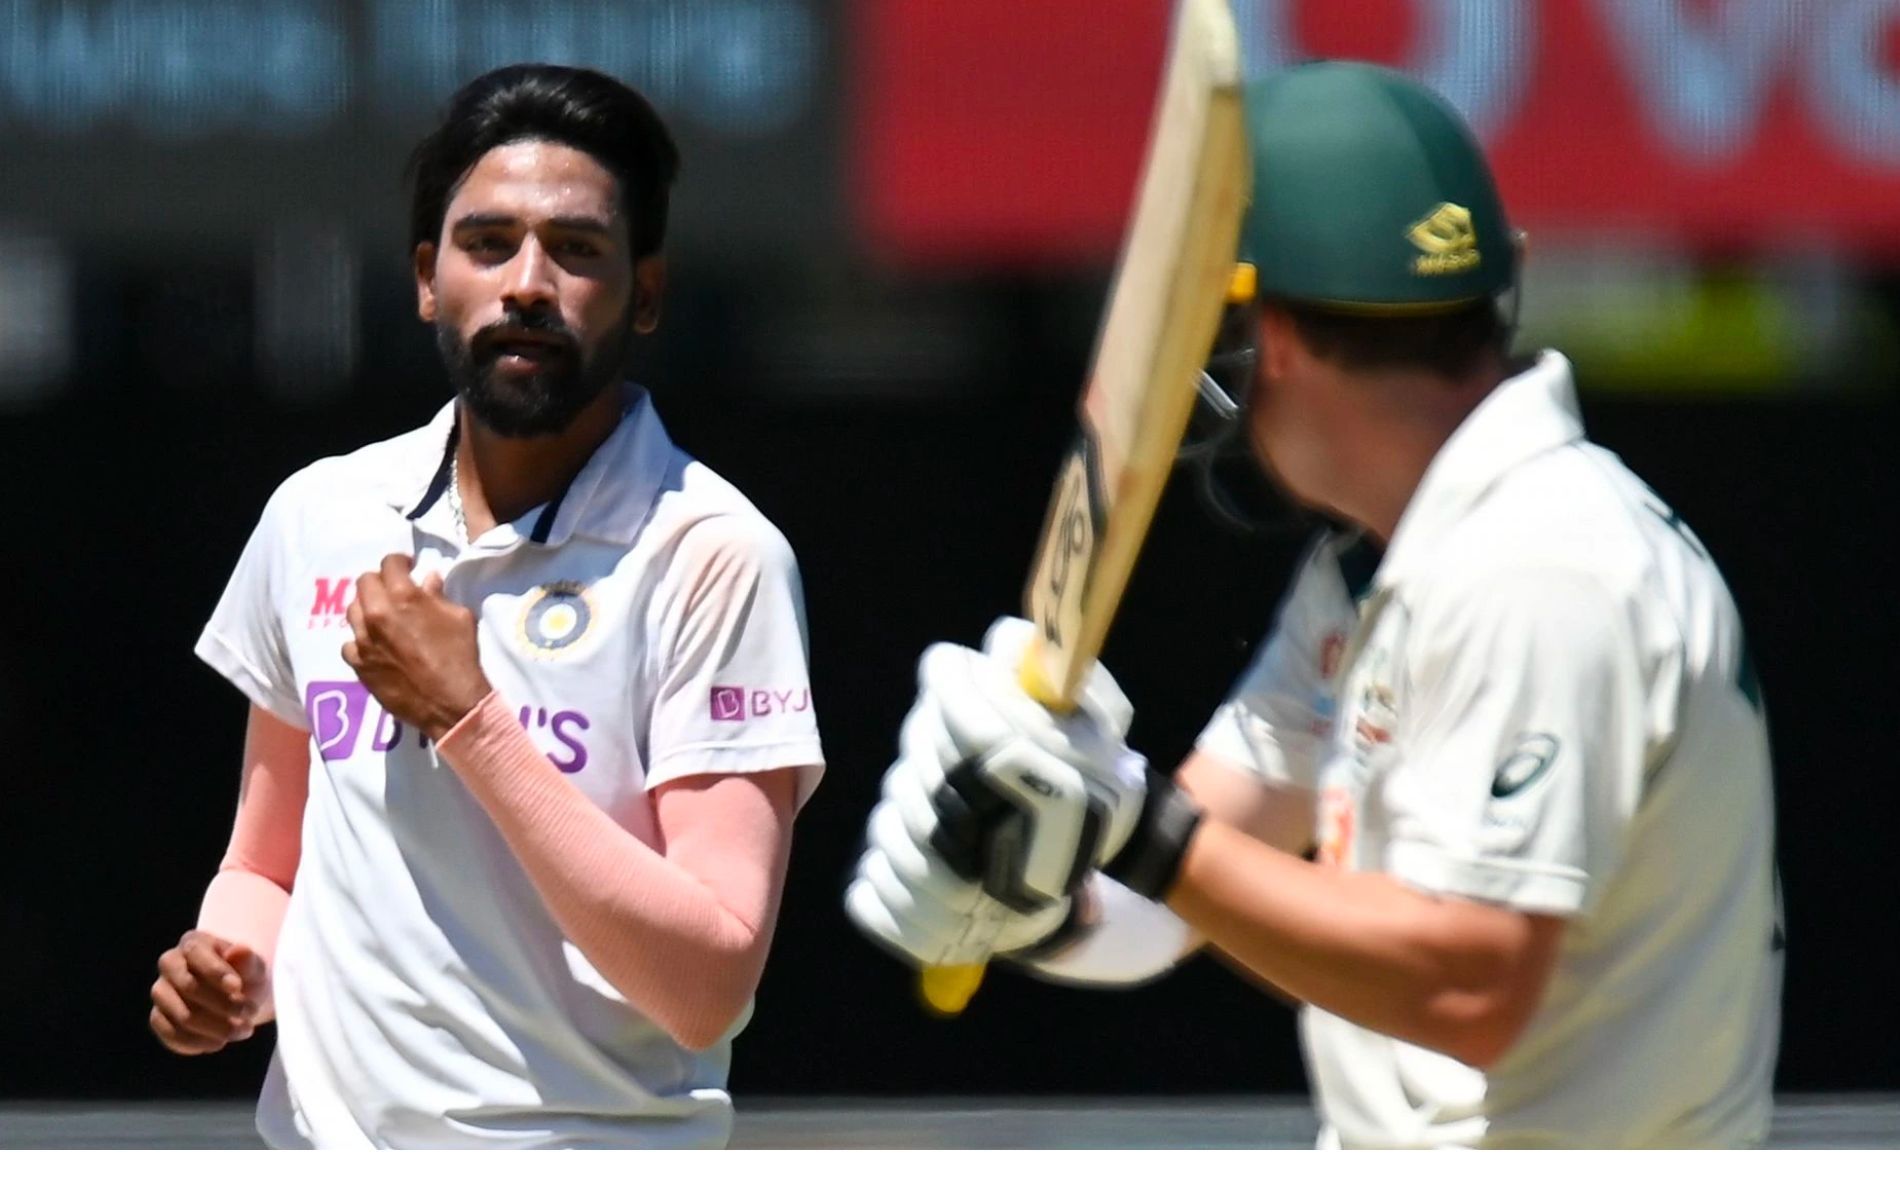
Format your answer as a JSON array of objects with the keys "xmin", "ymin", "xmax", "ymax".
[{"xmin": 519, "ymin": 581, "xmax": 594, "ymax": 656}]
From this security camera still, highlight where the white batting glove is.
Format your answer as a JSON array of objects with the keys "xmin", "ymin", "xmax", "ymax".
[
  {"xmin": 968, "ymin": 619, "xmax": 1206, "ymax": 902},
  {"xmin": 921, "ymin": 617, "xmax": 1207, "ymax": 904},
  {"xmin": 906, "ymin": 625, "xmax": 1149, "ymax": 912},
  {"xmin": 846, "ymin": 617, "xmax": 1210, "ymax": 968},
  {"xmin": 845, "ymin": 758, "xmax": 1075, "ymax": 968},
  {"xmin": 845, "ymin": 616, "xmax": 1138, "ymax": 967}
]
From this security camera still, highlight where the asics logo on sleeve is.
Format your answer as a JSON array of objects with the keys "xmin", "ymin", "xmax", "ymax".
[{"xmin": 1490, "ymin": 733, "xmax": 1560, "ymax": 798}]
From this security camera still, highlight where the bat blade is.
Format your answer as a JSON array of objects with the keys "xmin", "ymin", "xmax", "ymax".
[
  {"xmin": 1020, "ymin": 0, "xmax": 1247, "ymax": 708},
  {"xmin": 921, "ymin": 0, "xmax": 1249, "ymax": 1013}
]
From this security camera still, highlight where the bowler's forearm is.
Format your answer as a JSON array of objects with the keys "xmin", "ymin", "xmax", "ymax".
[{"xmin": 437, "ymin": 692, "xmax": 792, "ymax": 1052}]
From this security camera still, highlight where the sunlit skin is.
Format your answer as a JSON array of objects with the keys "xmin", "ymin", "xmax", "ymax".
[
  {"xmin": 1246, "ymin": 305, "xmax": 1508, "ymax": 542},
  {"xmin": 414, "ymin": 139, "xmax": 666, "ymax": 537}
]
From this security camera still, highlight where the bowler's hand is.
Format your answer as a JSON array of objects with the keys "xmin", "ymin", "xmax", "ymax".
[
  {"xmin": 148, "ymin": 931, "xmax": 268, "ymax": 1056},
  {"xmin": 343, "ymin": 554, "xmax": 491, "ymax": 740}
]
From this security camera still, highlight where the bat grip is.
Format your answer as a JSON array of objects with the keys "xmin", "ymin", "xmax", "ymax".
[
  {"xmin": 919, "ymin": 962, "xmax": 986, "ymax": 1015},
  {"xmin": 916, "ymin": 647, "xmax": 1070, "ymax": 1016}
]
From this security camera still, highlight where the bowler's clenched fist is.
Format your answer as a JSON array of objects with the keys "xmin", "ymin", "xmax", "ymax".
[{"xmin": 342, "ymin": 554, "xmax": 492, "ymax": 740}]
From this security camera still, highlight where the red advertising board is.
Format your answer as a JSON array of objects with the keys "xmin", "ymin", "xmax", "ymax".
[{"xmin": 854, "ymin": 0, "xmax": 1900, "ymax": 265}]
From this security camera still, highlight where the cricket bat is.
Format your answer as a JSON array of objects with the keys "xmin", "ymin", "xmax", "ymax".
[{"xmin": 919, "ymin": 0, "xmax": 1249, "ymax": 1016}]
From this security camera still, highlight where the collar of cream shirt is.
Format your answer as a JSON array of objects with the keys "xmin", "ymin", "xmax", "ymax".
[
  {"xmin": 379, "ymin": 382, "xmax": 676, "ymax": 549},
  {"xmin": 1371, "ymin": 350, "xmax": 1585, "ymax": 593}
]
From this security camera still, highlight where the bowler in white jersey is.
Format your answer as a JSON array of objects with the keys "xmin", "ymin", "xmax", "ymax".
[
  {"xmin": 148, "ymin": 65, "xmax": 824, "ymax": 1148},
  {"xmin": 844, "ymin": 62, "xmax": 1781, "ymax": 1148}
]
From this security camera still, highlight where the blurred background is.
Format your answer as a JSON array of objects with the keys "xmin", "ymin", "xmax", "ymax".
[{"xmin": 0, "ymin": 0, "xmax": 1894, "ymax": 1108}]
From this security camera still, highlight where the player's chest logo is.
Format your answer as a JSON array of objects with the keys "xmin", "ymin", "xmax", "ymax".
[
  {"xmin": 1316, "ymin": 785, "xmax": 1357, "ymax": 869},
  {"xmin": 303, "ymin": 540, "xmax": 451, "ymax": 632},
  {"xmin": 1307, "ymin": 629, "xmax": 1348, "ymax": 738},
  {"xmin": 1339, "ymin": 635, "xmax": 1399, "ymax": 754},
  {"xmin": 1318, "ymin": 630, "xmax": 1346, "ymax": 682},
  {"xmin": 1315, "ymin": 654, "xmax": 1401, "ymax": 870},
  {"xmin": 518, "ymin": 580, "xmax": 595, "ymax": 657},
  {"xmin": 1352, "ymin": 677, "xmax": 1398, "ymax": 753},
  {"xmin": 307, "ymin": 576, "xmax": 354, "ymax": 631},
  {"xmin": 303, "ymin": 680, "xmax": 594, "ymax": 775}
]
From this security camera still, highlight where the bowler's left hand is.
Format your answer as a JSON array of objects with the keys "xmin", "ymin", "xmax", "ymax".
[{"xmin": 343, "ymin": 554, "xmax": 492, "ymax": 740}]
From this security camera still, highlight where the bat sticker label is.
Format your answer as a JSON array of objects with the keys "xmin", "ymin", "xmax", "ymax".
[{"xmin": 1026, "ymin": 431, "xmax": 1108, "ymax": 650}]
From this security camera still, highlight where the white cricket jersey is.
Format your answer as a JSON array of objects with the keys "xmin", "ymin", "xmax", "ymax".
[
  {"xmin": 195, "ymin": 385, "xmax": 825, "ymax": 1149},
  {"xmin": 1197, "ymin": 352, "xmax": 1781, "ymax": 1148}
]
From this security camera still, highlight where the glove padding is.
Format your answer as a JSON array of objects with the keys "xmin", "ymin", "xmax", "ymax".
[
  {"xmin": 914, "ymin": 620, "xmax": 1150, "ymax": 906},
  {"xmin": 845, "ymin": 618, "xmax": 1160, "ymax": 968},
  {"xmin": 845, "ymin": 755, "xmax": 1077, "ymax": 967}
]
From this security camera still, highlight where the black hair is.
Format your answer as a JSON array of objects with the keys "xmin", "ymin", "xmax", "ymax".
[
  {"xmin": 406, "ymin": 64, "xmax": 680, "ymax": 261},
  {"xmin": 1281, "ymin": 299, "xmax": 1508, "ymax": 381}
]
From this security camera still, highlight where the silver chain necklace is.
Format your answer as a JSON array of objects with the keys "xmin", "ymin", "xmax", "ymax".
[{"xmin": 447, "ymin": 451, "xmax": 468, "ymax": 541}]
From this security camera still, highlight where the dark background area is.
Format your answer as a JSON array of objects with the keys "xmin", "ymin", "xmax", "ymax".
[
  {"xmin": 1, "ymin": 274, "xmax": 1893, "ymax": 1099},
  {"xmin": 1, "ymin": 0, "xmax": 1896, "ymax": 1103}
]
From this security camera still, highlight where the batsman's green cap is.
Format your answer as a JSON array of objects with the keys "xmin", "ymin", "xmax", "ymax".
[{"xmin": 1240, "ymin": 61, "xmax": 1516, "ymax": 313}]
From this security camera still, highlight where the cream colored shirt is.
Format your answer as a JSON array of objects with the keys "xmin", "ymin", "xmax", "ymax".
[
  {"xmin": 198, "ymin": 387, "xmax": 823, "ymax": 1148},
  {"xmin": 1199, "ymin": 352, "xmax": 1781, "ymax": 1147}
]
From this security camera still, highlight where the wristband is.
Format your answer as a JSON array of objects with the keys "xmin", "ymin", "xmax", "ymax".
[{"xmin": 1101, "ymin": 772, "xmax": 1205, "ymax": 900}]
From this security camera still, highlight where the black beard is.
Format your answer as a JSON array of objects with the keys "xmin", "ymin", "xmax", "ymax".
[{"xmin": 437, "ymin": 307, "xmax": 635, "ymax": 438}]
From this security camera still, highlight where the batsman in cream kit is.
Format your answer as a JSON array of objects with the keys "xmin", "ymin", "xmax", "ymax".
[
  {"xmin": 153, "ymin": 65, "xmax": 822, "ymax": 1147},
  {"xmin": 848, "ymin": 47, "xmax": 1782, "ymax": 1148}
]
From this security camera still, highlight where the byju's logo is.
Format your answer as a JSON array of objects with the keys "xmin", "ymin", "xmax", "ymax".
[
  {"xmin": 709, "ymin": 687, "xmax": 747, "ymax": 722},
  {"xmin": 709, "ymin": 686, "xmax": 812, "ymax": 722},
  {"xmin": 306, "ymin": 681, "xmax": 371, "ymax": 761},
  {"xmin": 304, "ymin": 681, "xmax": 593, "ymax": 774}
]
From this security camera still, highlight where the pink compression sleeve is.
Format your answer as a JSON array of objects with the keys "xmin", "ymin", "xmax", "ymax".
[
  {"xmin": 435, "ymin": 691, "xmax": 797, "ymax": 1052},
  {"xmin": 197, "ymin": 705, "xmax": 308, "ymax": 971}
]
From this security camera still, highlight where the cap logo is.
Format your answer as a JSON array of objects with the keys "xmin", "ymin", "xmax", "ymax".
[{"xmin": 1407, "ymin": 203, "xmax": 1481, "ymax": 276}]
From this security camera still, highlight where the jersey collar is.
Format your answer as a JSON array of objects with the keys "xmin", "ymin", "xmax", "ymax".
[
  {"xmin": 385, "ymin": 383, "xmax": 676, "ymax": 549},
  {"xmin": 1373, "ymin": 350, "xmax": 1585, "ymax": 593}
]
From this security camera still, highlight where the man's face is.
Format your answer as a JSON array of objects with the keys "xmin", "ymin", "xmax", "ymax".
[
  {"xmin": 416, "ymin": 139, "xmax": 662, "ymax": 437},
  {"xmin": 1245, "ymin": 314, "xmax": 1328, "ymax": 510}
]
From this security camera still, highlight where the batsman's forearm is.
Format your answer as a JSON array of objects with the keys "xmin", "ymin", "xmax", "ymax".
[{"xmin": 1167, "ymin": 819, "xmax": 1535, "ymax": 1067}]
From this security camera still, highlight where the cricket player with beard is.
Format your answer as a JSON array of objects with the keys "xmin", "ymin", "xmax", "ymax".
[
  {"xmin": 847, "ymin": 61, "xmax": 1782, "ymax": 1148},
  {"xmin": 146, "ymin": 64, "xmax": 824, "ymax": 1149}
]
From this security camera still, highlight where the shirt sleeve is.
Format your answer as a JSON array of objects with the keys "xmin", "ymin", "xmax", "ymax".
[
  {"xmin": 194, "ymin": 477, "xmax": 306, "ymax": 730},
  {"xmin": 1195, "ymin": 535, "xmax": 1356, "ymax": 791},
  {"xmin": 644, "ymin": 514, "xmax": 825, "ymax": 806},
  {"xmin": 437, "ymin": 693, "xmax": 795, "ymax": 1053},
  {"xmin": 1381, "ymin": 568, "xmax": 1650, "ymax": 917}
]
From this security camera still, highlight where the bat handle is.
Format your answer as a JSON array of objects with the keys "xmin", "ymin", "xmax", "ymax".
[
  {"xmin": 919, "ymin": 963, "xmax": 986, "ymax": 1015},
  {"xmin": 913, "ymin": 647, "xmax": 1067, "ymax": 1016}
]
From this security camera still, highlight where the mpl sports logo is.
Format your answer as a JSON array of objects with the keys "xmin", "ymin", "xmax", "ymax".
[
  {"xmin": 710, "ymin": 686, "xmax": 813, "ymax": 723},
  {"xmin": 309, "ymin": 577, "xmax": 353, "ymax": 630},
  {"xmin": 305, "ymin": 681, "xmax": 593, "ymax": 774}
]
